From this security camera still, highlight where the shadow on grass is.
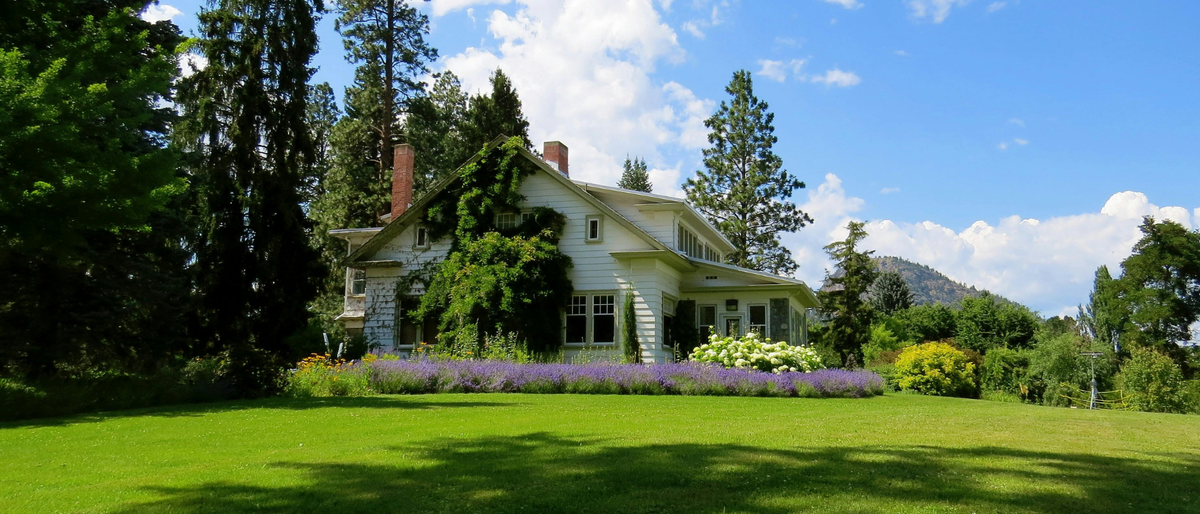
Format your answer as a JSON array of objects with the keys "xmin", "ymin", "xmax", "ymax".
[
  {"xmin": 0, "ymin": 396, "xmax": 516, "ymax": 429},
  {"xmin": 115, "ymin": 432, "xmax": 1200, "ymax": 514}
]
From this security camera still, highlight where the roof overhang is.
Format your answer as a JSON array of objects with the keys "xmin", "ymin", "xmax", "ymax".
[{"xmin": 609, "ymin": 250, "xmax": 697, "ymax": 273}]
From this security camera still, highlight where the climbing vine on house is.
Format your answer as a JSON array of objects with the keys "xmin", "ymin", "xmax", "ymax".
[{"xmin": 413, "ymin": 137, "xmax": 574, "ymax": 355}]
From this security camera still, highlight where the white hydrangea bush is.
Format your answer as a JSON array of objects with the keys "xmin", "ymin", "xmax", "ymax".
[{"xmin": 688, "ymin": 331, "xmax": 823, "ymax": 374}]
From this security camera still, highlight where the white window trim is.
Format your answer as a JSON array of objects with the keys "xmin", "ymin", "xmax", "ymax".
[
  {"xmin": 585, "ymin": 214, "xmax": 603, "ymax": 243},
  {"xmin": 412, "ymin": 225, "xmax": 430, "ymax": 250},
  {"xmin": 564, "ymin": 290, "xmax": 619, "ymax": 347},
  {"xmin": 347, "ymin": 268, "xmax": 367, "ymax": 297},
  {"xmin": 495, "ymin": 212, "xmax": 518, "ymax": 230},
  {"xmin": 748, "ymin": 303, "xmax": 769, "ymax": 337}
]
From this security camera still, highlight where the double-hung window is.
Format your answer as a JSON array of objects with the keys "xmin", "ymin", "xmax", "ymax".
[
  {"xmin": 585, "ymin": 215, "xmax": 603, "ymax": 242},
  {"xmin": 565, "ymin": 293, "xmax": 617, "ymax": 345},
  {"xmin": 698, "ymin": 305, "xmax": 716, "ymax": 344},
  {"xmin": 349, "ymin": 268, "xmax": 366, "ymax": 295},
  {"xmin": 566, "ymin": 295, "xmax": 587, "ymax": 343},
  {"xmin": 413, "ymin": 226, "xmax": 429, "ymax": 249},
  {"xmin": 495, "ymin": 213, "xmax": 517, "ymax": 230}
]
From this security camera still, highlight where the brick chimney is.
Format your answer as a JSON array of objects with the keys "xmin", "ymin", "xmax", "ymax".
[
  {"xmin": 391, "ymin": 144, "xmax": 414, "ymax": 220},
  {"xmin": 544, "ymin": 141, "xmax": 568, "ymax": 177}
]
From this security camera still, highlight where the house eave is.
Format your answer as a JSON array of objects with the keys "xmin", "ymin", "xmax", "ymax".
[{"xmin": 609, "ymin": 250, "xmax": 697, "ymax": 272}]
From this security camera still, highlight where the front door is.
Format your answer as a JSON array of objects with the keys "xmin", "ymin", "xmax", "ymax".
[{"xmin": 722, "ymin": 315, "xmax": 742, "ymax": 338}]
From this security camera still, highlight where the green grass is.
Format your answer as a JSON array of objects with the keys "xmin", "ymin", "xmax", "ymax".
[{"xmin": 2, "ymin": 394, "xmax": 1198, "ymax": 514}]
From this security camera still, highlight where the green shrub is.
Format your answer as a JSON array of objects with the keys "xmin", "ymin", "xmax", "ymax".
[
  {"xmin": 1027, "ymin": 334, "xmax": 1116, "ymax": 407},
  {"xmin": 863, "ymin": 323, "xmax": 910, "ymax": 366},
  {"xmin": 893, "ymin": 342, "xmax": 977, "ymax": 397},
  {"xmin": 282, "ymin": 354, "xmax": 372, "ymax": 398},
  {"xmin": 1182, "ymin": 381, "xmax": 1200, "ymax": 414},
  {"xmin": 981, "ymin": 347, "xmax": 1032, "ymax": 399},
  {"xmin": 1117, "ymin": 348, "xmax": 1186, "ymax": 413},
  {"xmin": 866, "ymin": 363, "xmax": 899, "ymax": 391}
]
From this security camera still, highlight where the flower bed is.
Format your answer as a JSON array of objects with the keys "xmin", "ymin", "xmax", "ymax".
[
  {"xmin": 367, "ymin": 360, "xmax": 883, "ymax": 398},
  {"xmin": 689, "ymin": 331, "xmax": 822, "ymax": 373}
]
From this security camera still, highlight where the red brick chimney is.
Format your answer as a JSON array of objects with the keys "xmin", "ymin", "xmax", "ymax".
[
  {"xmin": 544, "ymin": 141, "xmax": 568, "ymax": 177},
  {"xmin": 391, "ymin": 144, "xmax": 414, "ymax": 220}
]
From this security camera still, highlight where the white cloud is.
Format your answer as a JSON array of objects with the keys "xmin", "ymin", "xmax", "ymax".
[
  {"xmin": 180, "ymin": 53, "xmax": 208, "ymax": 78},
  {"xmin": 140, "ymin": 3, "xmax": 182, "ymax": 23},
  {"xmin": 681, "ymin": 20, "xmax": 705, "ymax": 38},
  {"xmin": 907, "ymin": 0, "xmax": 971, "ymax": 24},
  {"xmin": 894, "ymin": 50, "xmax": 910, "ymax": 57},
  {"xmin": 757, "ymin": 59, "xmax": 806, "ymax": 83},
  {"xmin": 997, "ymin": 142, "xmax": 1008, "ymax": 150},
  {"xmin": 810, "ymin": 68, "xmax": 861, "ymax": 87},
  {"xmin": 1009, "ymin": 117, "xmax": 1025, "ymax": 127},
  {"xmin": 880, "ymin": 187, "xmax": 901, "ymax": 194},
  {"xmin": 986, "ymin": 1, "xmax": 1007, "ymax": 13},
  {"xmin": 820, "ymin": 0, "xmax": 862, "ymax": 9},
  {"xmin": 784, "ymin": 175, "xmax": 1199, "ymax": 315},
  {"xmin": 438, "ymin": 0, "xmax": 712, "ymax": 188},
  {"xmin": 1014, "ymin": 138, "xmax": 1028, "ymax": 145},
  {"xmin": 775, "ymin": 37, "xmax": 800, "ymax": 47}
]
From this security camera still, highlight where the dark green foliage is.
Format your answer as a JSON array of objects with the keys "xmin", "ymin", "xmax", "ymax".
[
  {"xmin": 955, "ymin": 293, "xmax": 1039, "ymax": 353},
  {"xmin": 405, "ymin": 72, "xmax": 472, "ymax": 196},
  {"xmin": 892, "ymin": 304, "xmax": 958, "ymax": 343},
  {"xmin": 0, "ymin": 1, "xmax": 188, "ymax": 378},
  {"xmin": 1117, "ymin": 347, "xmax": 1187, "ymax": 413},
  {"xmin": 623, "ymin": 292, "xmax": 641, "ymax": 363},
  {"xmin": 980, "ymin": 347, "xmax": 1033, "ymax": 398},
  {"xmin": 335, "ymin": 0, "xmax": 437, "ymax": 184},
  {"xmin": 415, "ymin": 138, "xmax": 573, "ymax": 355},
  {"xmin": 1113, "ymin": 218, "xmax": 1200, "ymax": 364},
  {"xmin": 818, "ymin": 221, "xmax": 876, "ymax": 366},
  {"xmin": 869, "ymin": 271, "xmax": 914, "ymax": 315},
  {"xmin": 177, "ymin": 0, "xmax": 325, "ymax": 394},
  {"xmin": 1026, "ymin": 333, "xmax": 1116, "ymax": 407},
  {"xmin": 618, "ymin": 157, "xmax": 653, "ymax": 192},
  {"xmin": 684, "ymin": 70, "xmax": 811, "ymax": 276},
  {"xmin": 464, "ymin": 69, "xmax": 532, "ymax": 150}
]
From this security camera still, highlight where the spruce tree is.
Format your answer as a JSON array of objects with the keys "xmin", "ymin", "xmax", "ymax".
[
  {"xmin": 1078, "ymin": 265, "xmax": 1125, "ymax": 353},
  {"xmin": 465, "ymin": 69, "xmax": 532, "ymax": 149},
  {"xmin": 818, "ymin": 221, "xmax": 876, "ymax": 367},
  {"xmin": 684, "ymin": 70, "xmax": 811, "ymax": 276},
  {"xmin": 178, "ymin": 0, "xmax": 324, "ymax": 392},
  {"xmin": 869, "ymin": 271, "xmax": 914, "ymax": 316},
  {"xmin": 618, "ymin": 157, "xmax": 653, "ymax": 192}
]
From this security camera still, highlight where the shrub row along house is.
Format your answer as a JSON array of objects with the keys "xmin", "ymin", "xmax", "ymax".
[{"xmin": 332, "ymin": 139, "xmax": 819, "ymax": 363}]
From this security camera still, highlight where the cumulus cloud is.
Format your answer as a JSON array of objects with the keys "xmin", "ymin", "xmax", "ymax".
[
  {"xmin": 436, "ymin": 0, "xmax": 712, "ymax": 187},
  {"xmin": 820, "ymin": 0, "xmax": 863, "ymax": 9},
  {"xmin": 140, "ymin": 3, "xmax": 181, "ymax": 23},
  {"xmin": 907, "ymin": 0, "xmax": 971, "ymax": 24},
  {"xmin": 809, "ymin": 68, "xmax": 861, "ymax": 87},
  {"xmin": 757, "ymin": 59, "xmax": 806, "ymax": 82},
  {"xmin": 180, "ymin": 53, "xmax": 208, "ymax": 78},
  {"xmin": 784, "ymin": 175, "xmax": 1198, "ymax": 316}
]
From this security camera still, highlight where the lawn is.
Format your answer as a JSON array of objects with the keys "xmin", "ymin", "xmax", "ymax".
[{"xmin": 2, "ymin": 394, "xmax": 1198, "ymax": 514}]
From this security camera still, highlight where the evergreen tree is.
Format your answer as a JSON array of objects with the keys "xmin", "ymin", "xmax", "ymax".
[
  {"xmin": 0, "ymin": 1, "xmax": 186, "ymax": 376},
  {"xmin": 684, "ymin": 70, "xmax": 811, "ymax": 276},
  {"xmin": 869, "ymin": 271, "xmax": 914, "ymax": 316},
  {"xmin": 1114, "ymin": 218, "xmax": 1200, "ymax": 366},
  {"xmin": 818, "ymin": 221, "xmax": 876, "ymax": 366},
  {"xmin": 618, "ymin": 156, "xmax": 653, "ymax": 192},
  {"xmin": 1078, "ymin": 265, "xmax": 1125, "ymax": 353},
  {"xmin": 177, "ymin": 0, "xmax": 325, "ymax": 392},
  {"xmin": 405, "ymin": 71, "xmax": 471, "ymax": 196},
  {"xmin": 464, "ymin": 69, "xmax": 532, "ymax": 149},
  {"xmin": 335, "ymin": 0, "xmax": 437, "ymax": 187}
]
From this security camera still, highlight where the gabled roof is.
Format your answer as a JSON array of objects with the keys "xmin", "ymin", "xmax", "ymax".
[
  {"xmin": 342, "ymin": 135, "xmax": 672, "ymax": 265},
  {"xmin": 571, "ymin": 181, "xmax": 735, "ymax": 254}
]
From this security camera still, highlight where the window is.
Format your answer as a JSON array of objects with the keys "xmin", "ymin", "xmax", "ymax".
[
  {"xmin": 678, "ymin": 224, "xmax": 715, "ymax": 260},
  {"xmin": 566, "ymin": 295, "xmax": 587, "ymax": 343},
  {"xmin": 521, "ymin": 211, "xmax": 534, "ymax": 224},
  {"xmin": 585, "ymin": 215, "xmax": 603, "ymax": 242},
  {"xmin": 495, "ymin": 213, "xmax": 517, "ymax": 230},
  {"xmin": 592, "ymin": 294, "xmax": 616, "ymax": 343},
  {"xmin": 698, "ymin": 305, "xmax": 716, "ymax": 344},
  {"xmin": 724, "ymin": 317, "xmax": 741, "ymax": 337},
  {"xmin": 349, "ymin": 268, "xmax": 366, "ymax": 295},
  {"xmin": 749, "ymin": 305, "xmax": 767, "ymax": 336},
  {"xmin": 414, "ymin": 226, "xmax": 428, "ymax": 248}
]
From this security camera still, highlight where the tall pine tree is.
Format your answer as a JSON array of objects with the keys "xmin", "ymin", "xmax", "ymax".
[
  {"xmin": 464, "ymin": 69, "xmax": 532, "ymax": 150},
  {"xmin": 405, "ymin": 71, "xmax": 471, "ymax": 196},
  {"xmin": 818, "ymin": 221, "xmax": 877, "ymax": 367},
  {"xmin": 618, "ymin": 156, "xmax": 652, "ymax": 192},
  {"xmin": 684, "ymin": 70, "xmax": 811, "ymax": 276},
  {"xmin": 177, "ymin": 0, "xmax": 324, "ymax": 392}
]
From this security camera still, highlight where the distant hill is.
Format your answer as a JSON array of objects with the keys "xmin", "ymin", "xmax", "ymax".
[
  {"xmin": 873, "ymin": 256, "xmax": 1016, "ymax": 307},
  {"xmin": 820, "ymin": 256, "xmax": 1015, "ymax": 307}
]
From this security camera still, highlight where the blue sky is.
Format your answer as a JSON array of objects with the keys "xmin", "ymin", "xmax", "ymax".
[{"xmin": 147, "ymin": 0, "xmax": 1200, "ymax": 317}]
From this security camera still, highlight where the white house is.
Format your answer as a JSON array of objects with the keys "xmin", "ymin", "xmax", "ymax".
[{"xmin": 331, "ymin": 139, "xmax": 819, "ymax": 363}]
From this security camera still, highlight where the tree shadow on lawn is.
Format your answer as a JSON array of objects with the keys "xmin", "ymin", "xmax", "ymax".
[
  {"xmin": 116, "ymin": 432, "xmax": 1200, "ymax": 514},
  {"xmin": 1, "ymin": 396, "xmax": 516, "ymax": 429}
]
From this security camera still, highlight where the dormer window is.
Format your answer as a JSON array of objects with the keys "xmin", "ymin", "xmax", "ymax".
[{"xmin": 585, "ymin": 215, "xmax": 603, "ymax": 242}]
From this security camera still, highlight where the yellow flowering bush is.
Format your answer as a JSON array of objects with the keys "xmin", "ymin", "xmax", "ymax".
[
  {"xmin": 894, "ymin": 342, "xmax": 977, "ymax": 397},
  {"xmin": 688, "ymin": 331, "xmax": 823, "ymax": 374},
  {"xmin": 283, "ymin": 353, "xmax": 372, "ymax": 397}
]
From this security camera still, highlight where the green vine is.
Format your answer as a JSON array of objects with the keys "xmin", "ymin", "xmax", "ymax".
[{"xmin": 413, "ymin": 137, "xmax": 574, "ymax": 355}]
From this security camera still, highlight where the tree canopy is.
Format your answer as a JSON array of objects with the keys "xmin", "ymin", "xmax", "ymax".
[{"xmin": 618, "ymin": 156, "xmax": 653, "ymax": 192}]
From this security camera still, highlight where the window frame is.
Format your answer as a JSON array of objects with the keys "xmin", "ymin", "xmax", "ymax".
[
  {"xmin": 413, "ymin": 225, "xmax": 429, "ymax": 249},
  {"xmin": 494, "ymin": 212, "xmax": 518, "ymax": 230},
  {"xmin": 563, "ymin": 291, "xmax": 619, "ymax": 347},
  {"xmin": 348, "ymin": 268, "xmax": 367, "ymax": 296},
  {"xmin": 748, "ymin": 304, "xmax": 768, "ymax": 337},
  {"xmin": 585, "ymin": 214, "xmax": 603, "ymax": 243}
]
